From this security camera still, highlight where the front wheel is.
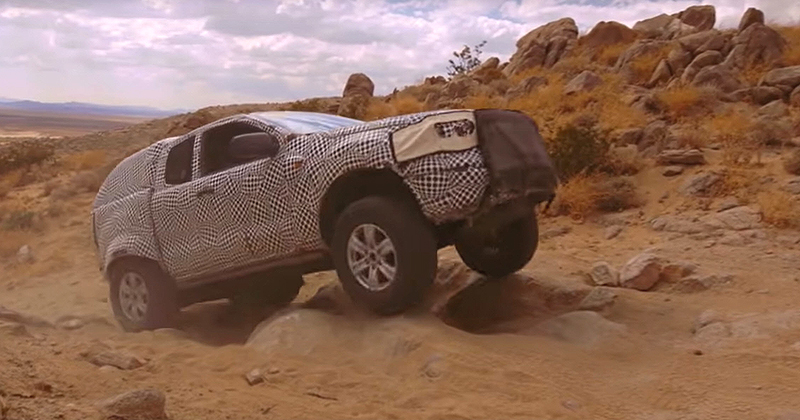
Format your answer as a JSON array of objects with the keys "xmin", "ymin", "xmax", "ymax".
[
  {"xmin": 109, "ymin": 258, "xmax": 178, "ymax": 332},
  {"xmin": 455, "ymin": 214, "xmax": 539, "ymax": 278},
  {"xmin": 331, "ymin": 196, "xmax": 438, "ymax": 315}
]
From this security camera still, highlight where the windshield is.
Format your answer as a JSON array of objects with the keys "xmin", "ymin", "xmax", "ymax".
[{"xmin": 250, "ymin": 111, "xmax": 363, "ymax": 134}]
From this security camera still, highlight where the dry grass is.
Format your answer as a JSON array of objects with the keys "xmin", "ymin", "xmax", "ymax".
[
  {"xmin": 757, "ymin": 190, "xmax": 799, "ymax": 228},
  {"xmin": 61, "ymin": 150, "xmax": 107, "ymax": 172},
  {"xmin": 509, "ymin": 66, "xmax": 552, "ymax": 84},
  {"xmin": 776, "ymin": 26, "xmax": 800, "ymax": 67},
  {"xmin": 0, "ymin": 230, "xmax": 33, "ymax": 259},
  {"xmin": 363, "ymin": 94, "xmax": 427, "ymax": 121},
  {"xmin": 463, "ymin": 94, "xmax": 504, "ymax": 109},
  {"xmin": 627, "ymin": 44, "xmax": 671, "ymax": 85},
  {"xmin": 717, "ymin": 168, "xmax": 758, "ymax": 201},
  {"xmin": 657, "ymin": 85, "xmax": 717, "ymax": 120},
  {"xmin": 551, "ymin": 173, "xmax": 605, "ymax": 219},
  {"xmin": 740, "ymin": 62, "xmax": 773, "ymax": 86},
  {"xmin": 594, "ymin": 42, "xmax": 631, "ymax": 67},
  {"xmin": 0, "ymin": 170, "xmax": 23, "ymax": 199},
  {"xmin": 508, "ymin": 72, "xmax": 646, "ymax": 137},
  {"xmin": 705, "ymin": 110, "xmax": 760, "ymax": 165}
]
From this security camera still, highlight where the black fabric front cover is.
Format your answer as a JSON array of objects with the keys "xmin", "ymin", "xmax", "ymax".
[{"xmin": 474, "ymin": 109, "xmax": 558, "ymax": 202}]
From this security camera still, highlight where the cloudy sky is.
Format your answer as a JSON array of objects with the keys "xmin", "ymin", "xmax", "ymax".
[{"xmin": 0, "ymin": 0, "xmax": 797, "ymax": 111}]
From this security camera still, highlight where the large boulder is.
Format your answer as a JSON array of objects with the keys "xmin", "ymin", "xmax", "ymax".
[
  {"xmin": 751, "ymin": 86, "xmax": 785, "ymax": 105},
  {"xmin": 677, "ymin": 30, "xmax": 723, "ymax": 54},
  {"xmin": 341, "ymin": 73, "xmax": 374, "ymax": 98},
  {"xmin": 701, "ymin": 206, "xmax": 762, "ymax": 231},
  {"xmin": 791, "ymin": 85, "xmax": 800, "ymax": 107},
  {"xmin": 504, "ymin": 18, "xmax": 578, "ymax": 76},
  {"xmin": 724, "ymin": 23, "xmax": 786, "ymax": 69},
  {"xmin": 647, "ymin": 59, "xmax": 673, "ymax": 87},
  {"xmin": 581, "ymin": 21, "xmax": 638, "ymax": 50},
  {"xmin": 738, "ymin": 7, "xmax": 764, "ymax": 32},
  {"xmin": 505, "ymin": 76, "xmax": 548, "ymax": 100},
  {"xmin": 676, "ymin": 5, "xmax": 716, "ymax": 31},
  {"xmin": 563, "ymin": 71, "xmax": 603, "ymax": 94},
  {"xmin": 632, "ymin": 14, "xmax": 676, "ymax": 39},
  {"xmin": 337, "ymin": 73, "xmax": 374, "ymax": 119},
  {"xmin": 619, "ymin": 253, "xmax": 662, "ymax": 291},
  {"xmin": 614, "ymin": 40, "xmax": 670, "ymax": 71},
  {"xmin": 681, "ymin": 50, "xmax": 724, "ymax": 84},
  {"xmin": 762, "ymin": 66, "xmax": 800, "ymax": 89},
  {"xmin": 691, "ymin": 64, "xmax": 742, "ymax": 93},
  {"xmin": 666, "ymin": 46, "xmax": 693, "ymax": 74}
]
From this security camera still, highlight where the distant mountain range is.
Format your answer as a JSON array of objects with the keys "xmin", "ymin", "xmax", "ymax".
[{"xmin": 0, "ymin": 98, "xmax": 188, "ymax": 118}]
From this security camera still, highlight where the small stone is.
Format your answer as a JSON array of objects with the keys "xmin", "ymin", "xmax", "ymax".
[
  {"xmin": 16, "ymin": 245, "xmax": 34, "ymax": 264},
  {"xmin": 656, "ymin": 149, "xmax": 706, "ymax": 165},
  {"xmin": 719, "ymin": 232, "xmax": 749, "ymax": 246},
  {"xmin": 693, "ymin": 309, "xmax": 721, "ymax": 332},
  {"xmin": 619, "ymin": 253, "xmax": 662, "ymax": 291},
  {"xmin": 604, "ymin": 225, "xmax": 623, "ymax": 240},
  {"xmin": 98, "ymin": 365, "xmax": 119, "ymax": 373},
  {"xmin": 82, "ymin": 348, "xmax": 144, "ymax": 371},
  {"xmin": 57, "ymin": 317, "xmax": 85, "ymax": 331},
  {"xmin": 692, "ymin": 349, "xmax": 704, "ymax": 355},
  {"xmin": 662, "ymin": 166, "xmax": 684, "ymax": 177},
  {"xmin": 578, "ymin": 287, "xmax": 617, "ymax": 311},
  {"xmin": 717, "ymin": 197, "xmax": 741, "ymax": 212},
  {"xmin": 421, "ymin": 354, "xmax": 443, "ymax": 379},
  {"xmin": 562, "ymin": 400, "xmax": 582, "ymax": 411},
  {"xmin": 589, "ymin": 262, "xmax": 619, "ymax": 286},
  {"xmin": 245, "ymin": 369, "xmax": 264, "ymax": 386},
  {"xmin": 96, "ymin": 389, "xmax": 168, "ymax": 420},
  {"xmin": 541, "ymin": 225, "xmax": 571, "ymax": 240},
  {"xmin": 0, "ymin": 321, "xmax": 29, "ymax": 337}
]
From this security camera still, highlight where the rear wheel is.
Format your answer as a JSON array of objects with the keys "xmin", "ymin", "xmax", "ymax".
[
  {"xmin": 331, "ymin": 196, "xmax": 437, "ymax": 315},
  {"xmin": 455, "ymin": 214, "xmax": 538, "ymax": 278},
  {"xmin": 109, "ymin": 258, "xmax": 178, "ymax": 332}
]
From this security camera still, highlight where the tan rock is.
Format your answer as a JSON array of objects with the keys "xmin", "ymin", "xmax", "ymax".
[
  {"xmin": 581, "ymin": 21, "xmax": 637, "ymax": 50},
  {"xmin": 504, "ymin": 18, "xmax": 578, "ymax": 76},
  {"xmin": 681, "ymin": 50, "xmax": 723, "ymax": 83},
  {"xmin": 738, "ymin": 7, "xmax": 764, "ymax": 32},
  {"xmin": 619, "ymin": 253, "xmax": 662, "ymax": 291},
  {"xmin": 724, "ymin": 23, "xmax": 786, "ymax": 69},
  {"xmin": 676, "ymin": 5, "xmax": 716, "ymax": 31},
  {"xmin": 632, "ymin": 14, "xmax": 676, "ymax": 39},
  {"xmin": 762, "ymin": 66, "xmax": 800, "ymax": 89},
  {"xmin": 96, "ymin": 389, "xmax": 168, "ymax": 420},
  {"xmin": 648, "ymin": 59, "xmax": 673, "ymax": 87},
  {"xmin": 692, "ymin": 64, "xmax": 742, "ymax": 93},
  {"xmin": 342, "ymin": 73, "xmax": 374, "ymax": 98},
  {"xmin": 564, "ymin": 71, "xmax": 603, "ymax": 95}
]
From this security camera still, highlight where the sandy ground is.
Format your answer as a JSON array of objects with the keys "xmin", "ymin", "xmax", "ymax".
[{"xmin": 2, "ymin": 161, "xmax": 800, "ymax": 420}]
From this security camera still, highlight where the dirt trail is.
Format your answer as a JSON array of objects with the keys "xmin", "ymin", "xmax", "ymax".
[{"xmin": 2, "ymin": 164, "xmax": 800, "ymax": 420}]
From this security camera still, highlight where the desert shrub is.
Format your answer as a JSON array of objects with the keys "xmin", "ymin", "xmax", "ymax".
[
  {"xmin": 595, "ymin": 177, "xmax": 641, "ymax": 212},
  {"xmin": 446, "ymin": 40, "xmax": 486, "ymax": 77},
  {"xmin": 602, "ymin": 146, "xmax": 643, "ymax": 176},
  {"xmin": 757, "ymin": 190, "xmax": 799, "ymax": 228},
  {"xmin": 739, "ymin": 62, "xmax": 773, "ymax": 86},
  {"xmin": 550, "ymin": 173, "xmax": 604, "ymax": 219},
  {"xmin": 391, "ymin": 94, "xmax": 425, "ymax": 115},
  {"xmin": 363, "ymin": 95, "xmax": 426, "ymax": 121},
  {"xmin": 547, "ymin": 120, "xmax": 610, "ymax": 181},
  {"xmin": 61, "ymin": 150, "xmax": 107, "ymax": 171},
  {"xmin": 0, "ymin": 140, "xmax": 55, "ymax": 176},
  {"xmin": 3, "ymin": 210, "xmax": 35, "ymax": 231},
  {"xmin": 785, "ymin": 149, "xmax": 800, "ymax": 175}
]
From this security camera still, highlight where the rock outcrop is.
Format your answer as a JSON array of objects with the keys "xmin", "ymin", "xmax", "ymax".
[
  {"xmin": 503, "ymin": 18, "xmax": 578, "ymax": 76},
  {"xmin": 337, "ymin": 73, "xmax": 374, "ymax": 119},
  {"xmin": 581, "ymin": 21, "xmax": 637, "ymax": 50}
]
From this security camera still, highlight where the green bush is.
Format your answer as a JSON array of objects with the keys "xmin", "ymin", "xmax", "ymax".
[
  {"xmin": 547, "ymin": 121, "xmax": 610, "ymax": 181},
  {"xmin": 0, "ymin": 140, "xmax": 55, "ymax": 176}
]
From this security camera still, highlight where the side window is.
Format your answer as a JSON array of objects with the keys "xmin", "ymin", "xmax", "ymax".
[
  {"xmin": 164, "ymin": 136, "xmax": 195, "ymax": 185},
  {"xmin": 200, "ymin": 121, "xmax": 263, "ymax": 176}
]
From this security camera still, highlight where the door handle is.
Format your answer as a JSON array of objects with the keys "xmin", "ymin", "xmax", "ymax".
[{"xmin": 196, "ymin": 186, "xmax": 215, "ymax": 197}]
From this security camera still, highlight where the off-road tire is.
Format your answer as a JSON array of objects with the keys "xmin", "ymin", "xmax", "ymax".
[
  {"xmin": 455, "ymin": 214, "xmax": 538, "ymax": 278},
  {"xmin": 109, "ymin": 258, "xmax": 178, "ymax": 332},
  {"xmin": 331, "ymin": 196, "xmax": 438, "ymax": 315}
]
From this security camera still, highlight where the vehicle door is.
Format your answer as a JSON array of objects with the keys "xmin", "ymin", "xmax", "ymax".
[{"xmin": 150, "ymin": 120, "xmax": 290, "ymax": 282}]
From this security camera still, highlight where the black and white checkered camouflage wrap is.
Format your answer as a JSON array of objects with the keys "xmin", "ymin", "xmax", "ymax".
[{"xmin": 93, "ymin": 110, "xmax": 491, "ymax": 284}]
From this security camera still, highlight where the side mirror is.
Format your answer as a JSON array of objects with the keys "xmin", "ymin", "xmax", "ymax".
[{"xmin": 228, "ymin": 132, "xmax": 280, "ymax": 163}]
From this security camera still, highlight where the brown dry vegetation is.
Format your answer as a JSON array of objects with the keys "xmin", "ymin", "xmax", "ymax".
[
  {"xmin": 777, "ymin": 26, "xmax": 800, "ymax": 67},
  {"xmin": 627, "ymin": 43, "xmax": 672, "ymax": 85}
]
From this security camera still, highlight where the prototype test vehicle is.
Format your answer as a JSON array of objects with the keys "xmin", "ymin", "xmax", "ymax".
[{"xmin": 92, "ymin": 109, "xmax": 557, "ymax": 331}]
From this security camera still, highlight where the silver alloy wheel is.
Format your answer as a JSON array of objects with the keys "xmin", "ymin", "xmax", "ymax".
[
  {"xmin": 119, "ymin": 272, "xmax": 149, "ymax": 322},
  {"xmin": 346, "ymin": 223, "xmax": 397, "ymax": 292}
]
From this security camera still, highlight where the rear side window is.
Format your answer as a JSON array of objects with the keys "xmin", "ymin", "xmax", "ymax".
[{"xmin": 164, "ymin": 136, "xmax": 194, "ymax": 185}]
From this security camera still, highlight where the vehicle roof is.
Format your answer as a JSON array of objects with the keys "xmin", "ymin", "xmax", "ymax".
[{"xmin": 248, "ymin": 111, "xmax": 363, "ymax": 134}]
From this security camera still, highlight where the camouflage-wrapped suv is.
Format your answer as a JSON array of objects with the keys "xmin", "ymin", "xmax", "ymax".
[{"xmin": 92, "ymin": 109, "xmax": 557, "ymax": 331}]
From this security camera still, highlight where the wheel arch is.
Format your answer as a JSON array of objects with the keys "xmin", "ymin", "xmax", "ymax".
[
  {"xmin": 104, "ymin": 253, "xmax": 163, "ymax": 282},
  {"xmin": 318, "ymin": 168, "xmax": 423, "ymax": 246}
]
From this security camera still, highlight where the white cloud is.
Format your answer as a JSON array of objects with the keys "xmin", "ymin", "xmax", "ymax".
[{"xmin": 0, "ymin": 0, "xmax": 797, "ymax": 110}]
